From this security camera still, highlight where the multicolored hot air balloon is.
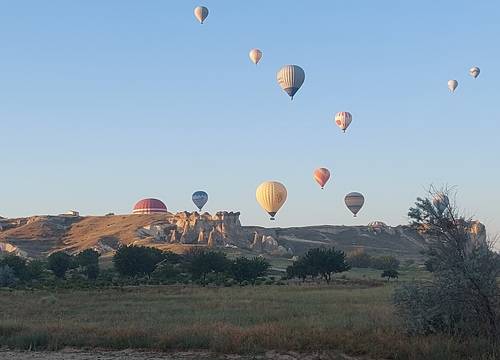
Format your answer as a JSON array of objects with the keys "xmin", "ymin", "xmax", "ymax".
[
  {"xmin": 432, "ymin": 192, "xmax": 449, "ymax": 215},
  {"xmin": 345, "ymin": 192, "xmax": 365, "ymax": 217},
  {"xmin": 192, "ymin": 191, "xmax": 208, "ymax": 211},
  {"xmin": 448, "ymin": 80, "xmax": 458, "ymax": 93},
  {"xmin": 194, "ymin": 6, "xmax": 209, "ymax": 24},
  {"xmin": 313, "ymin": 168, "xmax": 331, "ymax": 189},
  {"xmin": 256, "ymin": 181, "xmax": 287, "ymax": 220},
  {"xmin": 276, "ymin": 65, "xmax": 305, "ymax": 100},
  {"xmin": 335, "ymin": 112, "xmax": 352, "ymax": 133},
  {"xmin": 249, "ymin": 49, "xmax": 263, "ymax": 65},
  {"xmin": 469, "ymin": 66, "xmax": 480, "ymax": 79}
]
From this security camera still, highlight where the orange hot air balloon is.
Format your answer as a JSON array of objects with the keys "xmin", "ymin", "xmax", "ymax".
[{"xmin": 313, "ymin": 168, "xmax": 331, "ymax": 189}]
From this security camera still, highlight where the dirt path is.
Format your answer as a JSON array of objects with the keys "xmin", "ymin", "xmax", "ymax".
[{"xmin": 0, "ymin": 349, "xmax": 366, "ymax": 360}]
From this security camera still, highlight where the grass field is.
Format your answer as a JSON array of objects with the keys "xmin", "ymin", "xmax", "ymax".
[{"xmin": 0, "ymin": 280, "xmax": 497, "ymax": 360}]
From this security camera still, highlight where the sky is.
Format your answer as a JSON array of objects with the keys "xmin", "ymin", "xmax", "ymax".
[{"xmin": 0, "ymin": 1, "xmax": 499, "ymax": 244}]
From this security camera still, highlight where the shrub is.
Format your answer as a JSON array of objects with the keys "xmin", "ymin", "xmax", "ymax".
[
  {"xmin": 287, "ymin": 247, "xmax": 350, "ymax": 283},
  {"xmin": 184, "ymin": 249, "xmax": 230, "ymax": 282},
  {"xmin": 0, "ymin": 265, "xmax": 17, "ymax": 287},
  {"xmin": 47, "ymin": 252, "xmax": 74, "ymax": 279},
  {"xmin": 381, "ymin": 269, "xmax": 399, "ymax": 281},
  {"xmin": 75, "ymin": 249, "xmax": 100, "ymax": 280},
  {"xmin": 113, "ymin": 245, "xmax": 165, "ymax": 277},
  {"xmin": 230, "ymin": 256, "xmax": 270, "ymax": 284}
]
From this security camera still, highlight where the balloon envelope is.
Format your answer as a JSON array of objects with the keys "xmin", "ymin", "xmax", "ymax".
[
  {"xmin": 448, "ymin": 80, "xmax": 458, "ymax": 93},
  {"xmin": 345, "ymin": 192, "xmax": 365, "ymax": 217},
  {"xmin": 313, "ymin": 168, "xmax": 331, "ymax": 189},
  {"xmin": 335, "ymin": 112, "xmax": 352, "ymax": 132},
  {"xmin": 192, "ymin": 191, "xmax": 208, "ymax": 211},
  {"xmin": 249, "ymin": 49, "xmax": 263, "ymax": 65},
  {"xmin": 276, "ymin": 65, "xmax": 305, "ymax": 99},
  {"xmin": 194, "ymin": 6, "xmax": 209, "ymax": 24},
  {"xmin": 469, "ymin": 66, "xmax": 480, "ymax": 79},
  {"xmin": 256, "ymin": 181, "xmax": 287, "ymax": 220},
  {"xmin": 432, "ymin": 193, "xmax": 449, "ymax": 214}
]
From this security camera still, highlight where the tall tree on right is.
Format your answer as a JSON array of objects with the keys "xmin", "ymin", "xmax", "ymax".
[{"xmin": 395, "ymin": 187, "xmax": 500, "ymax": 340}]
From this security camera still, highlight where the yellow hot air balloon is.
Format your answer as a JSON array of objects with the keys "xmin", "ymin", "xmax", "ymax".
[
  {"xmin": 256, "ymin": 181, "xmax": 287, "ymax": 220},
  {"xmin": 249, "ymin": 49, "xmax": 263, "ymax": 65}
]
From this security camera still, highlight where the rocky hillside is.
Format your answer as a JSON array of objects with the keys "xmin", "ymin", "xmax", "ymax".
[{"xmin": 0, "ymin": 211, "xmax": 438, "ymax": 260}]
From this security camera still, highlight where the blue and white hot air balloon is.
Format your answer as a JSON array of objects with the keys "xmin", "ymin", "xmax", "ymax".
[{"xmin": 192, "ymin": 191, "xmax": 209, "ymax": 211}]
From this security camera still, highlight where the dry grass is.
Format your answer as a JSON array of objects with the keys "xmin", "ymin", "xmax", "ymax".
[{"xmin": 0, "ymin": 284, "xmax": 497, "ymax": 359}]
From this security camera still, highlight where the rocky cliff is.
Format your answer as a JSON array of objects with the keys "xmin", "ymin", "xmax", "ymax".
[{"xmin": 0, "ymin": 212, "xmax": 487, "ymax": 260}]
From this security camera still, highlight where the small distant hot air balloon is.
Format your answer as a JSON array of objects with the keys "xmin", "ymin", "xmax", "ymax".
[
  {"xmin": 249, "ymin": 49, "xmax": 263, "ymax": 65},
  {"xmin": 469, "ymin": 66, "xmax": 480, "ymax": 79},
  {"xmin": 192, "ymin": 191, "xmax": 208, "ymax": 211},
  {"xmin": 313, "ymin": 168, "xmax": 331, "ymax": 189},
  {"xmin": 256, "ymin": 181, "xmax": 287, "ymax": 220},
  {"xmin": 432, "ymin": 192, "xmax": 449, "ymax": 215},
  {"xmin": 448, "ymin": 80, "xmax": 458, "ymax": 93},
  {"xmin": 345, "ymin": 192, "xmax": 365, "ymax": 217},
  {"xmin": 277, "ymin": 65, "xmax": 305, "ymax": 100},
  {"xmin": 194, "ymin": 6, "xmax": 209, "ymax": 24},
  {"xmin": 335, "ymin": 112, "xmax": 353, "ymax": 133}
]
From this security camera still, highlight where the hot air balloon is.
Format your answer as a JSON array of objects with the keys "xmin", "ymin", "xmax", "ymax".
[
  {"xmin": 432, "ymin": 193, "xmax": 449, "ymax": 215},
  {"xmin": 192, "ymin": 191, "xmax": 208, "ymax": 211},
  {"xmin": 194, "ymin": 6, "xmax": 209, "ymax": 24},
  {"xmin": 256, "ymin": 181, "xmax": 287, "ymax": 220},
  {"xmin": 313, "ymin": 168, "xmax": 330, "ymax": 189},
  {"xmin": 469, "ymin": 66, "xmax": 480, "ymax": 79},
  {"xmin": 335, "ymin": 112, "xmax": 352, "ymax": 133},
  {"xmin": 249, "ymin": 49, "xmax": 263, "ymax": 65},
  {"xmin": 345, "ymin": 192, "xmax": 365, "ymax": 217},
  {"xmin": 448, "ymin": 80, "xmax": 458, "ymax": 93},
  {"xmin": 276, "ymin": 65, "xmax": 305, "ymax": 100}
]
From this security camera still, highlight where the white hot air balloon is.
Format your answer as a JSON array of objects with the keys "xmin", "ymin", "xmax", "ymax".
[
  {"xmin": 256, "ymin": 181, "xmax": 287, "ymax": 220},
  {"xmin": 448, "ymin": 80, "xmax": 458, "ymax": 93},
  {"xmin": 249, "ymin": 49, "xmax": 263, "ymax": 65},
  {"xmin": 432, "ymin": 193, "xmax": 449, "ymax": 215},
  {"xmin": 345, "ymin": 192, "xmax": 365, "ymax": 217},
  {"xmin": 335, "ymin": 112, "xmax": 353, "ymax": 133},
  {"xmin": 194, "ymin": 6, "xmax": 209, "ymax": 24},
  {"xmin": 276, "ymin": 65, "xmax": 305, "ymax": 100},
  {"xmin": 469, "ymin": 66, "xmax": 480, "ymax": 79}
]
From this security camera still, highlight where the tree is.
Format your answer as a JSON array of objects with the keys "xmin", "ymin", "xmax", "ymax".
[
  {"xmin": 75, "ymin": 249, "xmax": 100, "ymax": 280},
  {"xmin": 47, "ymin": 252, "xmax": 74, "ymax": 279},
  {"xmin": 113, "ymin": 245, "xmax": 166, "ymax": 277},
  {"xmin": 185, "ymin": 249, "xmax": 230, "ymax": 282},
  {"xmin": 287, "ymin": 247, "xmax": 350, "ymax": 283},
  {"xmin": 0, "ymin": 254, "xmax": 29, "ymax": 281},
  {"xmin": 230, "ymin": 256, "xmax": 270, "ymax": 284},
  {"xmin": 0, "ymin": 265, "xmax": 17, "ymax": 287},
  {"xmin": 381, "ymin": 269, "xmax": 399, "ymax": 281},
  {"xmin": 394, "ymin": 188, "xmax": 500, "ymax": 340}
]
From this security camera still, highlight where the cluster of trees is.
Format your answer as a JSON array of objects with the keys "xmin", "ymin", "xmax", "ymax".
[
  {"xmin": 0, "ymin": 249, "xmax": 100, "ymax": 286},
  {"xmin": 113, "ymin": 246, "xmax": 271, "ymax": 285},
  {"xmin": 0, "ymin": 246, "xmax": 272, "ymax": 288},
  {"xmin": 286, "ymin": 247, "xmax": 350, "ymax": 283},
  {"xmin": 394, "ymin": 189, "xmax": 500, "ymax": 341}
]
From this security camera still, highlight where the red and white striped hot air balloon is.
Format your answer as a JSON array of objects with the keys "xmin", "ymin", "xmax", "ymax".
[
  {"xmin": 132, "ymin": 198, "xmax": 168, "ymax": 214},
  {"xmin": 313, "ymin": 168, "xmax": 331, "ymax": 189},
  {"xmin": 335, "ymin": 112, "xmax": 352, "ymax": 133}
]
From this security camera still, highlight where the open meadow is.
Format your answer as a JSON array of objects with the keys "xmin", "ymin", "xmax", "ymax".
[{"xmin": 0, "ymin": 278, "xmax": 497, "ymax": 360}]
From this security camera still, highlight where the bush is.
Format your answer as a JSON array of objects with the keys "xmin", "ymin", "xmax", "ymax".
[
  {"xmin": 381, "ymin": 269, "xmax": 399, "ymax": 281},
  {"xmin": 230, "ymin": 257, "xmax": 270, "ymax": 284},
  {"xmin": 184, "ymin": 249, "xmax": 230, "ymax": 282},
  {"xmin": 113, "ymin": 245, "xmax": 165, "ymax": 277},
  {"xmin": 0, "ymin": 265, "xmax": 17, "ymax": 287},
  {"xmin": 47, "ymin": 252, "xmax": 74, "ymax": 279},
  {"xmin": 151, "ymin": 260, "xmax": 181, "ymax": 282},
  {"xmin": 347, "ymin": 249, "xmax": 400, "ymax": 270},
  {"xmin": 287, "ymin": 247, "xmax": 350, "ymax": 283},
  {"xmin": 75, "ymin": 249, "xmax": 100, "ymax": 280}
]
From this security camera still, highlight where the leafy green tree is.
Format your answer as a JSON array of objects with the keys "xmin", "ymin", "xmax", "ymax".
[
  {"xmin": 75, "ymin": 249, "xmax": 100, "ymax": 280},
  {"xmin": 0, "ymin": 254, "xmax": 29, "ymax": 281},
  {"xmin": 230, "ymin": 256, "xmax": 270, "ymax": 284},
  {"xmin": 185, "ymin": 249, "xmax": 230, "ymax": 282},
  {"xmin": 381, "ymin": 269, "xmax": 399, "ymax": 281},
  {"xmin": 113, "ymin": 245, "xmax": 165, "ymax": 277},
  {"xmin": 47, "ymin": 252, "xmax": 74, "ymax": 279},
  {"xmin": 287, "ymin": 247, "xmax": 350, "ymax": 283},
  {"xmin": 0, "ymin": 265, "xmax": 17, "ymax": 287}
]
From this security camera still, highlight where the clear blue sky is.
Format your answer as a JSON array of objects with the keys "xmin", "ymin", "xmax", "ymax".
[{"xmin": 0, "ymin": 1, "xmax": 499, "ymax": 241}]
